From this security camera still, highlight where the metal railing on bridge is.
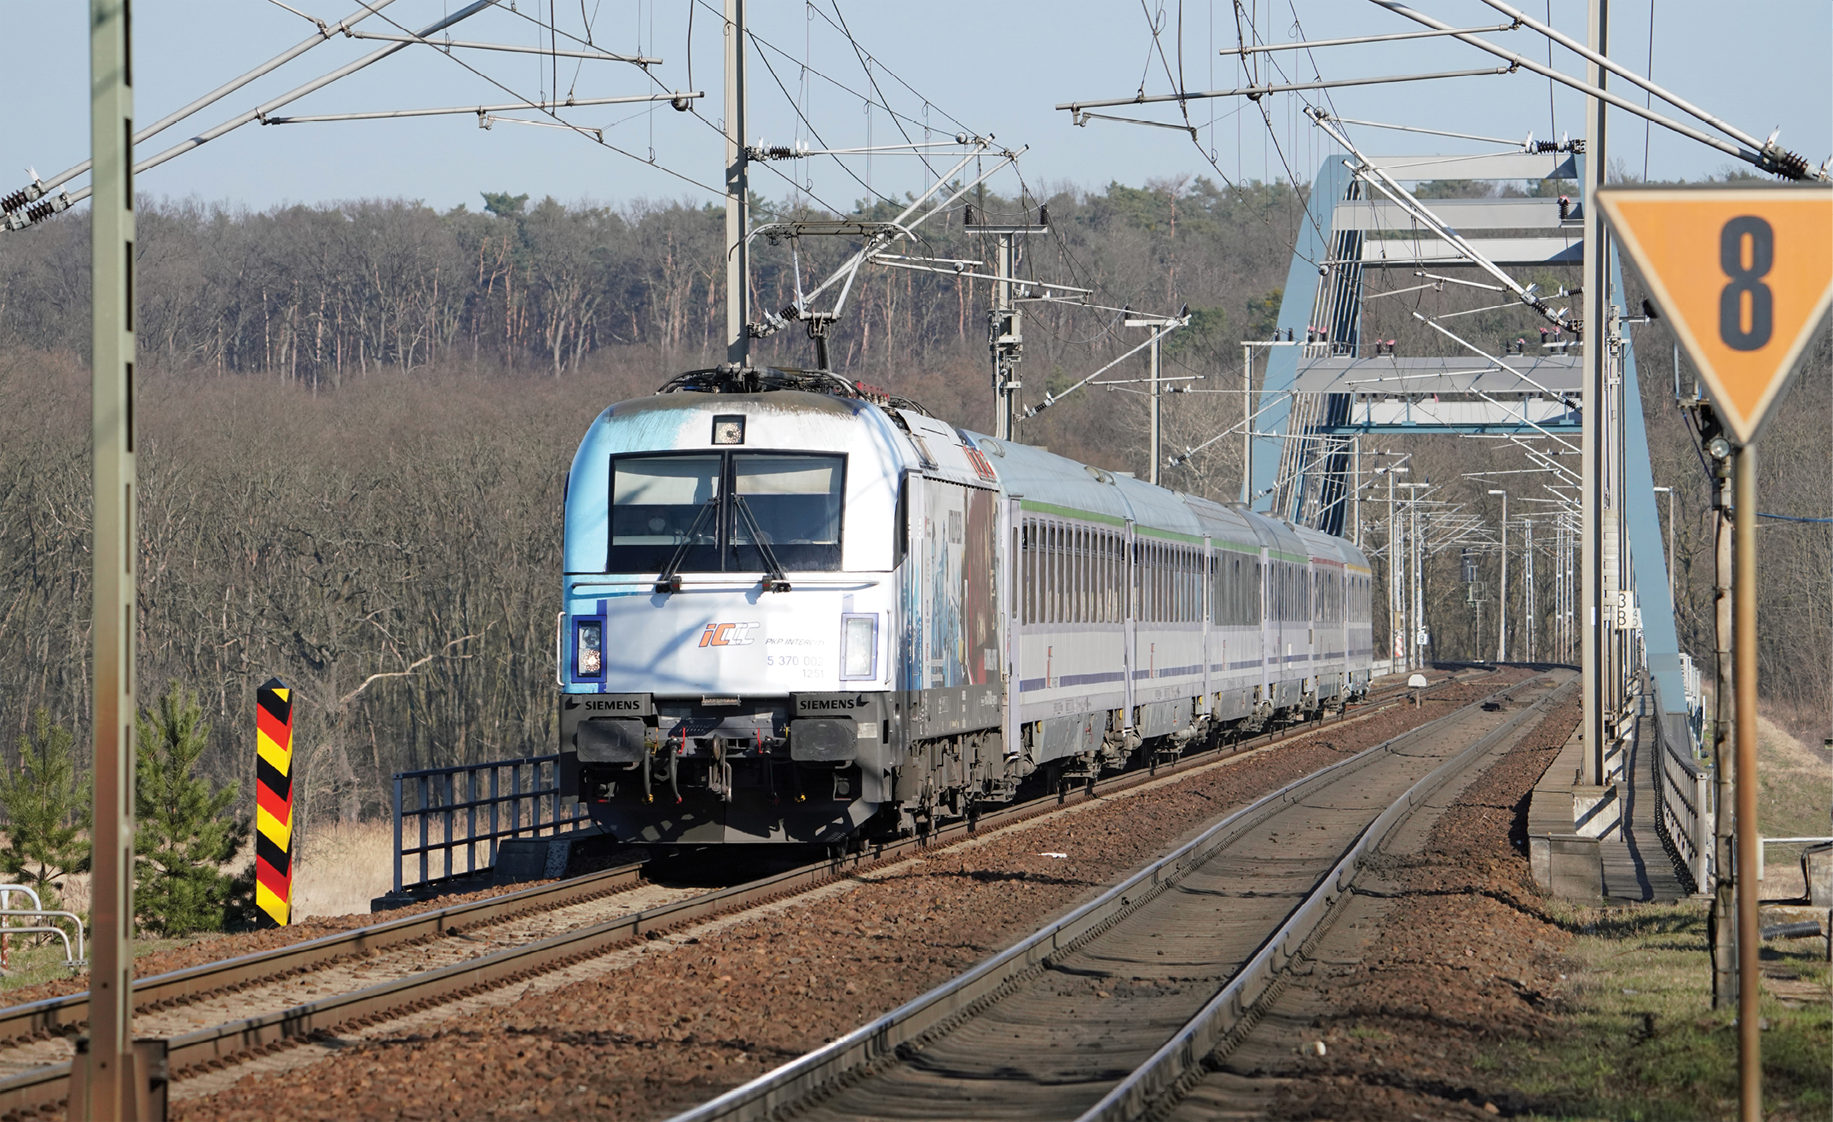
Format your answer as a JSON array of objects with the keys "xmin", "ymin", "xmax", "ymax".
[
  {"xmin": 391, "ymin": 755, "xmax": 593, "ymax": 892},
  {"xmin": 1648, "ymin": 665, "xmax": 1713, "ymax": 893}
]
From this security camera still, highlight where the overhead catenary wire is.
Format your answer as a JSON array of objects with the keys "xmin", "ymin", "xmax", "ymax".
[
  {"xmin": 827, "ymin": 2, "xmax": 942, "ymax": 181},
  {"xmin": 1057, "ymin": 66, "xmax": 1516, "ymax": 115},
  {"xmin": 261, "ymin": 92, "xmax": 701, "ymax": 125},
  {"xmin": 740, "ymin": 27, "xmax": 894, "ymax": 212},
  {"xmin": 1307, "ymin": 108, "xmax": 1571, "ymax": 332},
  {"xmin": 1025, "ymin": 316, "xmax": 1189, "ymax": 418},
  {"xmin": 1469, "ymin": 0, "xmax": 1820, "ymax": 179},
  {"xmin": 5, "ymin": 0, "xmax": 517, "ymax": 225},
  {"xmin": 339, "ymin": 1, "xmax": 726, "ymax": 196},
  {"xmin": 1219, "ymin": 22, "xmax": 1517, "ymax": 54},
  {"xmin": 1, "ymin": 0, "xmax": 404, "ymax": 214},
  {"xmin": 1311, "ymin": 112, "xmax": 1521, "ymax": 147},
  {"xmin": 338, "ymin": 31, "xmax": 659, "ymax": 63},
  {"xmin": 1367, "ymin": 0, "xmax": 1825, "ymax": 180}
]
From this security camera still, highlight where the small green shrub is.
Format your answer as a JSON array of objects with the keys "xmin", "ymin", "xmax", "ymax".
[
  {"xmin": 0, "ymin": 711, "xmax": 90, "ymax": 912},
  {"xmin": 134, "ymin": 683, "xmax": 253, "ymax": 935}
]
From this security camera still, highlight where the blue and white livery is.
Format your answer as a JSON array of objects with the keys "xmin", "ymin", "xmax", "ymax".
[{"xmin": 558, "ymin": 368, "xmax": 1372, "ymax": 845}]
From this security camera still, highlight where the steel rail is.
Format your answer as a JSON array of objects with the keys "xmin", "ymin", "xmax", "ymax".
[
  {"xmin": 665, "ymin": 673, "xmax": 1534, "ymax": 1122},
  {"xmin": 0, "ymin": 860, "xmax": 648, "ymax": 1044},
  {"xmin": 1081, "ymin": 678, "xmax": 1574, "ymax": 1120},
  {"xmin": 0, "ymin": 671, "xmax": 1463, "ymax": 1118}
]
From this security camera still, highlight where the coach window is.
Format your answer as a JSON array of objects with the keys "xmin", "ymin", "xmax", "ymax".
[
  {"xmin": 1049, "ymin": 524, "xmax": 1057, "ymax": 623},
  {"xmin": 1158, "ymin": 544, "xmax": 1169, "ymax": 622},
  {"xmin": 1057, "ymin": 523, "xmax": 1067, "ymax": 624},
  {"xmin": 1186, "ymin": 549, "xmax": 1197, "ymax": 622},
  {"xmin": 1042, "ymin": 523, "xmax": 1053, "ymax": 624},
  {"xmin": 1028, "ymin": 522, "xmax": 1039, "ymax": 624},
  {"xmin": 1050, "ymin": 523, "xmax": 1061, "ymax": 624},
  {"xmin": 1143, "ymin": 542, "xmax": 1158, "ymax": 623},
  {"xmin": 1076, "ymin": 527, "xmax": 1088, "ymax": 623},
  {"xmin": 1175, "ymin": 547, "xmax": 1185, "ymax": 622}
]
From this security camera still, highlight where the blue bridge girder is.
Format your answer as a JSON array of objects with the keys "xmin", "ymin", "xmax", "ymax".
[{"xmin": 1246, "ymin": 151, "xmax": 1690, "ymax": 767}]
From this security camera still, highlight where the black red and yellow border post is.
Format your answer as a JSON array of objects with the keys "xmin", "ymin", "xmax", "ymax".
[{"xmin": 254, "ymin": 678, "xmax": 294, "ymax": 927}]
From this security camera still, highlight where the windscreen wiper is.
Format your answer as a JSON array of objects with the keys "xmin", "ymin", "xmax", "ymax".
[
  {"xmin": 731, "ymin": 494, "xmax": 792, "ymax": 593},
  {"xmin": 655, "ymin": 496, "xmax": 719, "ymax": 594}
]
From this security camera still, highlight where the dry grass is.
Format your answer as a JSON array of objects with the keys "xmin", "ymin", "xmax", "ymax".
[
  {"xmin": 289, "ymin": 822, "xmax": 396, "ymax": 920},
  {"xmin": 291, "ymin": 819, "xmax": 497, "ymax": 918},
  {"xmin": 1693, "ymin": 694, "xmax": 1833, "ymax": 896},
  {"xmin": 1504, "ymin": 900, "xmax": 1833, "ymax": 1121},
  {"xmin": 1755, "ymin": 712, "xmax": 1833, "ymax": 899}
]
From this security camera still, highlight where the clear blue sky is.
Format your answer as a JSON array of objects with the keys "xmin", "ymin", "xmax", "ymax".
[{"xmin": 2, "ymin": 1, "xmax": 1828, "ymax": 215}]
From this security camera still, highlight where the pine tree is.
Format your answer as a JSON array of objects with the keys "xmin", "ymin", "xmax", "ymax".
[
  {"xmin": 0, "ymin": 711, "xmax": 91, "ymax": 912},
  {"xmin": 134, "ymin": 683, "xmax": 253, "ymax": 935}
]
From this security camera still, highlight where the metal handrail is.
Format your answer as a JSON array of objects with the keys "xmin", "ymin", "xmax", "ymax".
[
  {"xmin": 1646, "ymin": 675, "xmax": 1713, "ymax": 893},
  {"xmin": 0, "ymin": 910, "xmax": 85, "ymax": 966},
  {"xmin": 0, "ymin": 886, "xmax": 46, "ymax": 912},
  {"xmin": 390, "ymin": 755, "xmax": 592, "ymax": 892},
  {"xmin": 389, "ymin": 754, "xmax": 560, "ymax": 780}
]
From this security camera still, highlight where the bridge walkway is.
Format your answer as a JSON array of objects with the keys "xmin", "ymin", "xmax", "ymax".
[{"xmin": 1600, "ymin": 689, "xmax": 1692, "ymax": 903}]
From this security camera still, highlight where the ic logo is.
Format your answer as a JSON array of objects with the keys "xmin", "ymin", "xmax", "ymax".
[{"xmin": 698, "ymin": 621, "xmax": 759, "ymax": 647}]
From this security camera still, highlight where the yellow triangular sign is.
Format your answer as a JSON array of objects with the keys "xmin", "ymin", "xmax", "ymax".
[{"xmin": 1598, "ymin": 186, "xmax": 1832, "ymax": 444}]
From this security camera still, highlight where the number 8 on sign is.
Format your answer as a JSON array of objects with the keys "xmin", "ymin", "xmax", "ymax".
[{"xmin": 1719, "ymin": 216, "xmax": 1773, "ymax": 351}]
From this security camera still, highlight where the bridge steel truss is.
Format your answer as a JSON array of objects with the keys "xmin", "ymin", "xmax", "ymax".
[{"xmin": 1246, "ymin": 150, "xmax": 1712, "ymax": 889}]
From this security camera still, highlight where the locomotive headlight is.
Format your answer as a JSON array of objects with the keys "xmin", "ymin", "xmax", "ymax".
[
  {"xmin": 841, "ymin": 614, "xmax": 878, "ymax": 680},
  {"xmin": 575, "ymin": 619, "xmax": 604, "ymax": 677}
]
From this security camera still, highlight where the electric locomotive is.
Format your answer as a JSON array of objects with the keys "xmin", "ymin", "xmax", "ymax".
[{"xmin": 558, "ymin": 367, "xmax": 1372, "ymax": 845}]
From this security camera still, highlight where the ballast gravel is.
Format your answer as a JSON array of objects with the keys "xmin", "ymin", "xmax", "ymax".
[
  {"xmin": 172, "ymin": 674, "xmax": 1529, "ymax": 1122},
  {"xmin": 1233, "ymin": 690, "xmax": 1586, "ymax": 1120}
]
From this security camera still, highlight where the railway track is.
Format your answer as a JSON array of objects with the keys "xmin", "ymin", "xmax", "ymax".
[
  {"xmin": 665, "ymin": 670, "xmax": 1574, "ymax": 1122},
  {"xmin": 0, "ymin": 669, "xmax": 1472, "ymax": 1119}
]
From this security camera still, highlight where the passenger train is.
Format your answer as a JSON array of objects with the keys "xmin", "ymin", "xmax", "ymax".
[{"xmin": 558, "ymin": 367, "xmax": 1374, "ymax": 845}]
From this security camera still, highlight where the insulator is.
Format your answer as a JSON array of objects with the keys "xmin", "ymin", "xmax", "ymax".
[
  {"xmin": 0, "ymin": 189, "xmax": 29, "ymax": 214},
  {"xmin": 23, "ymin": 200, "xmax": 58, "ymax": 224},
  {"xmin": 1765, "ymin": 149, "xmax": 1810, "ymax": 181}
]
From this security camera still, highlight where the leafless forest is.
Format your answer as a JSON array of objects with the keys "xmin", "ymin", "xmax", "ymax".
[{"xmin": 0, "ymin": 176, "xmax": 1824, "ymax": 837}]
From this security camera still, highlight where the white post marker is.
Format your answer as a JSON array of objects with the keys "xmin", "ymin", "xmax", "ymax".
[{"xmin": 1599, "ymin": 183, "xmax": 1833, "ymax": 1122}]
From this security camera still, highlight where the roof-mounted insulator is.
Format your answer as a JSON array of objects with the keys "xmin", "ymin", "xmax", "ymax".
[{"xmin": 746, "ymin": 308, "xmax": 790, "ymax": 339}]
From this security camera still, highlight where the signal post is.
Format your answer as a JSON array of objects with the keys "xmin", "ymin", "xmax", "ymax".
[
  {"xmin": 1601, "ymin": 184, "xmax": 1833, "ymax": 1122},
  {"xmin": 76, "ymin": 0, "xmax": 143, "ymax": 1117}
]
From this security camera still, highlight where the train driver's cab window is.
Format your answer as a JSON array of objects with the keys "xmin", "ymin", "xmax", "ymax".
[
  {"xmin": 609, "ymin": 455, "xmax": 722, "ymax": 573},
  {"xmin": 730, "ymin": 454, "xmax": 844, "ymax": 571},
  {"xmin": 607, "ymin": 451, "xmax": 846, "ymax": 573}
]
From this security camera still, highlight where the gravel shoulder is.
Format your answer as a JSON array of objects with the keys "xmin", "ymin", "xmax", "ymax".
[{"xmin": 1178, "ymin": 688, "xmax": 1584, "ymax": 1120}]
